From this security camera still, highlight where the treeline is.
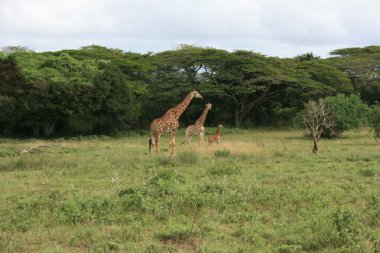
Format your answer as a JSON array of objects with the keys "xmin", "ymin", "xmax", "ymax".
[{"xmin": 0, "ymin": 45, "xmax": 379, "ymax": 137}]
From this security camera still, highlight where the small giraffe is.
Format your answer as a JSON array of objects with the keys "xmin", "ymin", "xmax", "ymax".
[
  {"xmin": 181, "ymin": 103, "xmax": 212, "ymax": 146},
  {"xmin": 149, "ymin": 90, "xmax": 203, "ymax": 156},
  {"xmin": 208, "ymin": 124, "xmax": 224, "ymax": 144}
]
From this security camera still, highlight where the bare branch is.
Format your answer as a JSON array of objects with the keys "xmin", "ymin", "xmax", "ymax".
[{"xmin": 21, "ymin": 143, "xmax": 59, "ymax": 154}]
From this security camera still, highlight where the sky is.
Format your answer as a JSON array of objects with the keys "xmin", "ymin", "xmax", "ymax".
[{"xmin": 1, "ymin": 0, "xmax": 379, "ymax": 58}]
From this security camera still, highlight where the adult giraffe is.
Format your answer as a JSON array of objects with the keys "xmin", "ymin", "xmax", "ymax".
[
  {"xmin": 181, "ymin": 103, "xmax": 212, "ymax": 146},
  {"xmin": 149, "ymin": 90, "xmax": 203, "ymax": 156}
]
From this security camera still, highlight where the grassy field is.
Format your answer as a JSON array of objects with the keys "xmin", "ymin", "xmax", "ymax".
[{"xmin": 0, "ymin": 129, "xmax": 379, "ymax": 252}]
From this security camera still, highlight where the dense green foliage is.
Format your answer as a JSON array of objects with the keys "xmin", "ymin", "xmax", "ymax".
[
  {"xmin": 321, "ymin": 94, "xmax": 370, "ymax": 137},
  {"xmin": 0, "ymin": 129, "xmax": 378, "ymax": 252},
  {"xmin": 1, "ymin": 45, "xmax": 379, "ymax": 136},
  {"xmin": 370, "ymin": 104, "xmax": 380, "ymax": 140},
  {"xmin": 0, "ymin": 46, "xmax": 152, "ymax": 136},
  {"xmin": 329, "ymin": 46, "xmax": 380, "ymax": 105}
]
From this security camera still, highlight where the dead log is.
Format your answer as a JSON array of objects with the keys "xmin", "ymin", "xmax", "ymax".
[{"xmin": 20, "ymin": 143, "xmax": 59, "ymax": 154}]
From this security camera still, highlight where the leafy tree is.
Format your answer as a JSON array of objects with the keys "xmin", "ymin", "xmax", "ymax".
[
  {"xmin": 1, "ymin": 45, "xmax": 32, "ymax": 55},
  {"xmin": 200, "ymin": 51, "xmax": 349, "ymax": 127},
  {"xmin": 146, "ymin": 45, "xmax": 220, "ymax": 125},
  {"xmin": 295, "ymin": 52, "xmax": 320, "ymax": 62},
  {"xmin": 329, "ymin": 46, "xmax": 380, "ymax": 104},
  {"xmin": 0, "ymin": 45, "xmax": 153, "ymax": 136},
  {"xmin": 91, "ymin": 63, "xmax": 143, "ymax": 132},
  {"xmin": 295, "ymin": 59, "xmax": 353, "ymax": 97},
  {"xmin": 322, "ymin": 94, "xmax": 369, "ymax": 137},
  {"xmin": 1, "ymin": 51, "xmax": 101, "ymax": 136},
  {"xmin": 68, "ymin": 45, "xmax": 154, "ymax": 132}
]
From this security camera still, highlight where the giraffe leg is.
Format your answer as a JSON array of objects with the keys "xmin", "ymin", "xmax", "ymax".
[
  {"xmin": 199, "ymin": 133, "xmax": 204, "ymax": 145},
  {"xmin": 168, "ymin": 132, "xmax": 176, "ymax": 157},
  {"xmin": 187, "ymin": 135, "xmax": 192, "ymax": 146},
  {"xmin": 172, "ymin": 137, "xmax": 176, "ymax": 156},
  {"xmin": 168, "ymin": 136, "xmax": 173, "ymax": 157},
  {"xmin": 199, "ymin": 128, "xmax": 205, "ymax": 145},
  {"xmin": 184, "ymin": 129, "xmax": 191, "ymax": 146},
  {"xmin": 155, "ymin": 135, "xmax": 161, "ymax": 155}
]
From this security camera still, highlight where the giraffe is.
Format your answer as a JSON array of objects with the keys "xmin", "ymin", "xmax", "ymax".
[
  {"xmin": 208, "ymin": 124, "xmax": 224, "ymax": 144},
  {"xmin": 149, "ymin": 90, "xmax": 203, "ymax": 156},
  {"xmin": 181, "ymin": 103, "xmax": 212, "ymax": 146}
]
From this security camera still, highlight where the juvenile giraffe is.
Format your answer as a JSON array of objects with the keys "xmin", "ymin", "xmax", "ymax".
[
  {"xmin": 208, "ymin": 124, "xmax": 224, "ymax": 145},
  {"xmin": 181, "ymin": 103, "xmax": 212, "ymax": 146},
  {"xmin": 149, "ymin": 90, "xmax": 203, "ymax": 156}
]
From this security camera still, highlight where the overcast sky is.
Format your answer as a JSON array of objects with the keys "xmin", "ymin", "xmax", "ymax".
[{"xmin": 1, "ymin": 0, "xmax": 379, "ymax": 58}]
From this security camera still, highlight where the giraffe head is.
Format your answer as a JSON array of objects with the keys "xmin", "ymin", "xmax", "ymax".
[
  {"xmin": 205, "ymin": 103, "xmax": 212, "ymax": 110},
  {"xmin": 218, "ymin": 124, "xmax": 224, "ymax": 128},
  {"xmin": 191, "ymin": 90, "xmax": 203, "ymax": 99}
]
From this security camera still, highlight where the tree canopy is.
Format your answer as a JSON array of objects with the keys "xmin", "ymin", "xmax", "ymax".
[{"xmin": 0, "ymin": 44, "xmax": 378, "ymax": 136}]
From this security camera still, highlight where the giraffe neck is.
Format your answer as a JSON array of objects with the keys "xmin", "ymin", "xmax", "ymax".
[
  {"xmin": 172, "ymin": 92, "xmax": 193, "ymax": 118},
  {"xmin": 195, "ymin": 107, "xmax": 210, "ymax": 126},
  {"xmin": 215, "ymin": 127, "xmax": 221, "ymax": 135}
]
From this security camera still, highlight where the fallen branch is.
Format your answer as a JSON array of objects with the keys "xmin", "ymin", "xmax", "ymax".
[{"xmin": 21, "ymin": 143, "xmax": 59, "ymax": 154}]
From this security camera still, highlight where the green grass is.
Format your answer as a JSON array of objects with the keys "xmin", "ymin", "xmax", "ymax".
[{"xmin": 0, "ymin": 129, "xmax": 379, "ymax": 252}]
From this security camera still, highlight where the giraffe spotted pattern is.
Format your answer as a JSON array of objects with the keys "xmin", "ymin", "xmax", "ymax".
[
  {"xmin": 181, "ymin": 103, "xmax": 212, "ymax": 145},
  {"xmin": 149, "ymin": 90, "xmax": 203, "ymax": 156},
  {"xmin": 208, "ymin": 124, "xmax": 223, "ymax": 145}
]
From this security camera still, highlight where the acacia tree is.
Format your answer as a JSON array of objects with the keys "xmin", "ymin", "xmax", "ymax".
[
  {"xmin": 2, "ymin": 51, "xmax": 101, "ymax": 137},
  {"xmin": 329, "ymin": 46, "xmax": 380, "ymax": 104},
  {"xmin": 201, "ymin": 50, "xmax": 308, "ymax": 127},
  {"xmin": 0, "ymin": 45, "xmax": 153, "ymax": 136},
  {"xmin": 146, "ymin": 45, "xmax": 222, "ymax": 124},
  {"xmin": 70, "ymin": 45, "xmax": 153, "ymax": 132},
  {"xmin": 301, "ymin": 100, "xmax": 335, "ymax": 153}
]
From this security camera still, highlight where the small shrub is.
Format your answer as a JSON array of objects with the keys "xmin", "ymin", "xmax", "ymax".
[
  {"xmin": 359, "ymin": 168, "xmax": 378, "ymax": 177},
  {"xmin": 104, "ymin": 241, "xmax": 121, "ymax": 251},
  {"xmin": 148, "ymin": 170, "xmax": 184, "ymax": 185},
  {"xmin": 0, "ymin": 148, "xmax": 18, "ymax": 157},
  {"xmin": 155, "ymin": 224, "xmax": 194, "ymax": 242},
  {"xmin": 208, "ymin": 160, "xmax": 241, "ymax": 176},
  {"xmin": 275, "ymin": 244, "xmax": 303, "ymax": 253},
  {"xmin": 178, "ymin": 150, "xmax": 199, "ymax": 165},
  {"xmin": 118, "ymin": 188, "xmax": 149, "ymax": 212},
  {"xmin": 331, "ymin": 208, "xmax": 364, "ymax": 250},
  {"xmin": 145, "ymin": 243, "xmax": 162, "ymax": 253},
  {"xmin": 214, "ymin": 149, "xmax": 231, "ymax": 158},
  {"xmin": 155, "ymin": 156, "xmax": 177, "ymax": 167},
  {"xmin": 148, "ymin": 170, "xmax": 185, "ymax": 196}
]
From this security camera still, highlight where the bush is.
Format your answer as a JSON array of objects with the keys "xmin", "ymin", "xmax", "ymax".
[
  {"xmin": 155, "ymin": 224, "xmax": 194, "ymax": 242},
  {"xmin": 370, "ymin": 104, "xmax": 380, "ymax": 140},
  {"xmin": 178, "ymin": 150, "xmax": 199, "ymax": 165},
  {"xmin": 214, "ymin": 149, "xmax": 231, "ymax": 158},
  {"xmin": 322, "ymin": 94, "xmax": 369, "ymax": 137},
  {"xmin": 208, "ymin": 160, "xmax": 242, "ymax": 176}
]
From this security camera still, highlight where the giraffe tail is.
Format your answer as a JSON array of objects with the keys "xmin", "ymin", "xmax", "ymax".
[{"xmin": 149, "ymin": 138, "xmax": 152, "ymax": 154}]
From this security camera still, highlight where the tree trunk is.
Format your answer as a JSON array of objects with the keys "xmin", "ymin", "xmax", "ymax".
[
  {"xmin": 234, "ymin": 106, "xmax": 240, "ymax": 128},
  {"xmin": 43, "ymin": 120, "xmax": 56, "ymax": 137},
  {"xmin": 312, "ymin": 135, "xmax": 318, "ymax": 154},
  {"xmin": 32, "ymin": 125, "xmax": 40, "ymax": 137}
]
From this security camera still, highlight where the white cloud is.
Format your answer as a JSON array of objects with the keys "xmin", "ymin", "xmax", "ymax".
[{"xmin": 0, "ymin": 0, "xmax": 379, "ymax": 57}]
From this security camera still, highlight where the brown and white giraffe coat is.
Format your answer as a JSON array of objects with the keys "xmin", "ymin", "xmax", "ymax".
[
  {"xmin": 208, "ymin": 124, "xmax": 223, "ymax": 144},
  {"xmin": 181, "ymin": 103, "xmax": 212, "ymax": 145},
  {"xmin": 149, "ymin": 90, "xmax": 202, "ymax": 156}
]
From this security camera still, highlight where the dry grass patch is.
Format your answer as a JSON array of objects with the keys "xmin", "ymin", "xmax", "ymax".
[{"xmin": 185, "ymin": 141, "xmax": 262, "ymax": 158}]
